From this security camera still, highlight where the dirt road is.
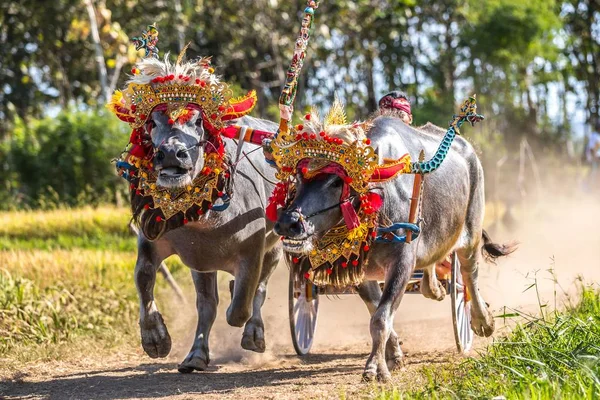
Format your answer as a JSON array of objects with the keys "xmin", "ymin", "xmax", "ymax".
[{"xmin": 2, "ymin": 197, "xmax": 599, "ymax": 399}]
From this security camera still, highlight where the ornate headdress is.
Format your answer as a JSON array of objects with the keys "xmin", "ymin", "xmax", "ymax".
[
  {"xmin": 266, "ymin": 100, "xmax": 414, "ymax": 286},
  {"xmin": 109, "ymin": 26, "xmax": 260, "ymax": 240}
]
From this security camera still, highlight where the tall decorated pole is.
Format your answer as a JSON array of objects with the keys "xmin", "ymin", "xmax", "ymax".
[{"xmin": 278, "ymin": 0, "xmax": 320, "ymax": 135}]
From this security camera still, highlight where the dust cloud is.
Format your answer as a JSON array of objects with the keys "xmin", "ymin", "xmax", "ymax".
[{"xmin": 160, "ymin": 190, "xmax": 600, "ymax": 366}]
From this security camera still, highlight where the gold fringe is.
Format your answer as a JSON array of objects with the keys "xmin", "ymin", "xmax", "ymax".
[{"xmin": 324, "ymin": 98, "xmax": 347, "ymax": 127}]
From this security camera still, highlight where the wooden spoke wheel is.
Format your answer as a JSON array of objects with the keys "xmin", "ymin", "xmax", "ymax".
[
  {"xmin": 289, "ymin": 268, "xmax": 319, "ymax": 355},
  {"xmin": 450, "ymin": 251, "xmax": 474, "ymax": 353}
]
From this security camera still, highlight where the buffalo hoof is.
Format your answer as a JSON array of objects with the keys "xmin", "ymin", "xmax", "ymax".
[
  {"xmin": 140, "ymin": 311, "xmax": 172, "ymax": 358},
  {"xmin": 362, "ymin": 361, "xmax": 391, "ymax": 383},
  {"xmin": 386, "ymin": 355, "xmax": 405, "ymax": 372},
  {"xmin": 362, "ymin": 369, "xmax": 391, "ymax": 383},
  {"xmin": 471, "ymin": 306, "xmax": 495, "ymax": 337},
  {"xmin": 241, "ymin": 320, "xmax": 266, "ymax": 353},
  {"xmin": 385, "ymin": 335, "xmax": 404, "ymax": 371},
  {"xmin": 178, "ymin": 350, "xmax": 209, "ymax": 373},
  {"xmin": 421, "ymin": 277, "xmax": 446, "ymax": 301}
]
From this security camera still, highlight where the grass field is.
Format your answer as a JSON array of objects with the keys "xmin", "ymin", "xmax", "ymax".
[
  {"xmin": 0, "ymin": 207, "xmax": 186, "ymax": 369},
  {"xmin": 380, "ymin": 282, "xmax": 600, "ymax": 399},
  {"xmin": 1, "ymin": 207, "xmax": 599, "ymax": 399}
]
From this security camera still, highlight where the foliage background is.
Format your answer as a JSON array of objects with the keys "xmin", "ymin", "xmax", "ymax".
[{"xmin": 0, "ymin": 0, "xmax": 598, "ymax": 208}]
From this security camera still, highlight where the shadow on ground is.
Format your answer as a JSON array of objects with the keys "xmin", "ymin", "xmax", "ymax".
[{"xmin": 0, "ymin": 352, "xmax": 369, "ymax": 399}]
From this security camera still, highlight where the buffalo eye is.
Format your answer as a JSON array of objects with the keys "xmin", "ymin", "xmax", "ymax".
[{"xmin": 332, "ymin": 177, "xmax": 343, "ymax": 188}]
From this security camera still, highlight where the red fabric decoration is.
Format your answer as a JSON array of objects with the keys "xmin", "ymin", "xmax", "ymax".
[
  {"xmin": 221, "ymin": 126, "xmax": 240, "ymax": 138},
  {"xmin": 129, "ymin": 144, "xmax": 150, "ymax": 158},
  {"xmin": 266, "ymin": 182, "xmax": 288, "ymax": 222},
  {"xmin": 221, "ymin": 90, "xmax": 258, "ymax": 121},
  {"xmin": 129, "ymin": 128, "xmax": 145, "ymax": 145}
]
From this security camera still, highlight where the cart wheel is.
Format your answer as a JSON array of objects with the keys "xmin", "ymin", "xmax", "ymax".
[
  {"xmin": 289, "ymin": 268, "xmax": 319, "ymax": 355},
  {"xmin": 451, "ymin": 252, "xmax": 474, "ymax": 353}
]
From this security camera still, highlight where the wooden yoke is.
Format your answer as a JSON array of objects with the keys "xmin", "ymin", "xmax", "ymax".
[{"xmin": 406, "ymin": 150, "xmax": 425, "ymax": 243}]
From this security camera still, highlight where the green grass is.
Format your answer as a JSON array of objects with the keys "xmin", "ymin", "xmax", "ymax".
[
  {"xmin": 0, "ymin": 270, "xmax": 138, "ymax": 362},
  {"xmin": 379, "ymin": 283, "xmax": 600, "ymax": 399},
  {"xmin": 0, "ymin": 207, "xmax": 135, "ymax": 251},
  {"xmin": 0, "ymin": 207, "xmax": 185, "ymax": 368}
]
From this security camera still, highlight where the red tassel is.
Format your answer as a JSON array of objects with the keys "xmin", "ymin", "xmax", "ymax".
[
  {"xmin": 340, "ymin": 201, "xmax": 360, "ymax": 230},
  {"xmin": 266, "ymin": 201, "xmax": 278, "ymax": 222},
  {"xmin": 266, "ymin": 182, "xmax": 288, "ymax": 222},
  {"xmin": 365, "ymin": 192, "xmax": 383, "ymax": 212}
]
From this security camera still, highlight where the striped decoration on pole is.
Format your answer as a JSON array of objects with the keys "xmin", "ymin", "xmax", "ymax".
[{"xmin": 278, "ymin": 0, "xmax": 320, "ymax": 135}]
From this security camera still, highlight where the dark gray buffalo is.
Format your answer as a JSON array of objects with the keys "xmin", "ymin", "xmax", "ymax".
[
  {"xmin": 274, "ymin": 112, "xmax": 515, "ymax": 381},
  {"xmin": 114, "ymin": 57, "xmax": 281, "ymax": 373},
  {"xmin": 136, "ymin": 114, "xmax": 280, "ymax": 373}
]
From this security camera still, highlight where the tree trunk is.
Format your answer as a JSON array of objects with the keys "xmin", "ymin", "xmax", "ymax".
[
  {"xmin": 174, "ymin": 0, "xmax": 186, "ymax": 53},
  {"xmin": 84, "ymin": 0, "xmax": 109, "ymax": 104},
  {"xmin": 365, "ymin": 45, "xmax": 377, "ymax": 115}
]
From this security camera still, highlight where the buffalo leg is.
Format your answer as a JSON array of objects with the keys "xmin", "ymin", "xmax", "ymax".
[
  {"xmin": 458, "ymin": 248, "xmax": 495, "ymax": 337},
  {"xmin": 226, "ymin": 241, "xmax": 265, "ymax": 327},
  {"xmin": 356, "ymin": 280, "xmax": 404, "ymax": 371},
  {"xmin": 420, "ymin": 263, "xmax": 446, "ymax": 301},
  {"xmin": 241, "ymin": 245, "xmax": 281, "ymax": 352},
  {"xmin": 178, "ymin": 271, "xmax": 219, "ymax": 373},
  {"xmin": 135, "ymin": 239, "xmax": 172, "ymax": 358},
  {"xmin": 363, "ymin": 252, "xmax": 414, "ymax": 382}
]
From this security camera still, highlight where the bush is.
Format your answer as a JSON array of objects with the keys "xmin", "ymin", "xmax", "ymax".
[{"xmin": 0, "ymin": 110, "xmax": 129, "ymax": 210}]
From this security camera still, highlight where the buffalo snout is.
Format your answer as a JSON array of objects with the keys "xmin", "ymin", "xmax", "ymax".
[
  {"xmin": 155, "ymin": 140, "xmax": 191, "ymax": 169},
  {"xmin": 274, "ymin": 210, "xmax": 305, "ymax": 238}
]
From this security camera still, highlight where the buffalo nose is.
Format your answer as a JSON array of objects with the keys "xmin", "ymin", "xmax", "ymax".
[
  {"xmin": 274, "ymin": 211, "xmax": 304, "ymax": 237},
  {"xmin": 156, "ymin": 143, "xmax": 189, "ymax": 165}
]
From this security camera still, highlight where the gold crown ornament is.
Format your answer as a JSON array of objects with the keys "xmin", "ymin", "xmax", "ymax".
[
  {"xmin": 269, "ymin": 101, "xmax": 412, "ymax": 193},
  {"xmin": 108, "ymin": 53, "xmax": 257, "ymax": 132}
]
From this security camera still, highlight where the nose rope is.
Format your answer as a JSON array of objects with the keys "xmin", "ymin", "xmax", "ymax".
[
  {"xmin": 291, "ymin": 208, "xmax": 310, "ymax": 234},
  {"xmin": 303, "ymin": 195, "xmax": 357, "ymax": 219},
  {"xmin": 152, "ymin": 138, "xmax": 168, "ymax": 158},
  {"xmin": 285, "ymin": 196, "xmax": 356, "ymax": 237}
]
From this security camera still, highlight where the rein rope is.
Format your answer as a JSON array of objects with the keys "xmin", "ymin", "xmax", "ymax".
[{"xmin": 303, "ymin": 195, "xmax": 357, "ymax": 219}]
